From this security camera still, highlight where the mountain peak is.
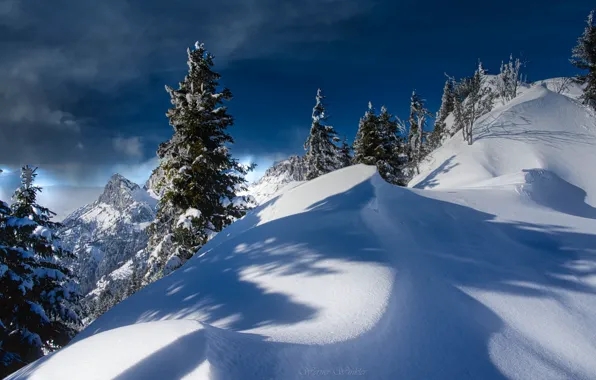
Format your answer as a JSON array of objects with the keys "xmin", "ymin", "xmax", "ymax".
[
  {"xmin": 98, "ymin": 174, "xmax": 140, "ymax": 209},
  {"xmin": 107, "ymin": 173, "xmax": 138, "ymax": 188}
]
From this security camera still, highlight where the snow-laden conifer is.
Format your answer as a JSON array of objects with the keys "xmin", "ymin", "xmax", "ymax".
[
  {"xmin": 304, "ymin": 89, "xmax": 341, "ymax": 179},
  {"xmin": 144, "ymin": 42, "xmax": 254, "ymax": 283},
  {"xmin": 429, "ymin": 78, "xmax": 455, "ymax": 149},
  {"xmin": 0, "ymin": 166, "xmax": 79, "ymax": 377},
  {"xmin": 571, "ymin": 10, "xmax": 596, "ymax": 110}
]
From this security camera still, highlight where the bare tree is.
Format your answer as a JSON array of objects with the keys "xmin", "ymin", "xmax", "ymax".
[
  {"xmin": 496, "ymin": 54, "xmax": 523, "ymax": 104},
  {"xmin": 455, "ymin": 62, "xmax": 495, "ymax": 145},
  {"xmin": 551, "ymin": 77, "xmax": 573, "ymax": 94}
]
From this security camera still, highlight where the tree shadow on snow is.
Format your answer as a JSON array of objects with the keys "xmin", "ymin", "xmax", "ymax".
[
  {"xmin": 474, "ymin": 114, "xmax": 596, "ymax": 148},
  {"xmin": 79, "ymin": 174, "xmax": 596, "ymax": 379},
  {"xmin": 413, "ymin": 155, "xmax": 459, "ymax": 189},
  {"xmin": 113, "ymin": 328, "xmax": 207, "ymax": 380}
]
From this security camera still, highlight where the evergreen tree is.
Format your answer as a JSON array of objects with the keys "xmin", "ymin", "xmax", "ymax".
[
  {"xmin": 144, "ymin": 42, "xmax": 254, "ymax": 283},
  {"xmin": 378, "ymin": 106, "xmax": 407, "ymax": 184},
  {"xmin": 571, "ymin": 10, "xmax": 596, "ymax": 110},
  {"xmin": 337, "ymin": 136, "xmax": 353, "ymax": 169},
  {"xmin": 452, "ymin": 76, "xmax": 470, "ymax": 136},
  {"xmin": 429, "ymin": 78, "xmax": 454, "ymax": 149},
  {"xmin": 496, "ymin": 54, "xmax": 522, "ymax": 104},
  {"xmin": 353, "ymin": 103, "xmax": 405, "ymax": 185},
  {"xmin": 0, "ymin": 166, "xmax": 79, "ymax": 377},
  {"xmin": 125, "ymin": 259, "xmax": 142, "ymax": 298},
  {"xmin": 407, "ymin": 91, "xmax": 432, "ymax": 174},
  {"xmin": 304, "ymin": 89, "xmax": 341, "ymax": 180},
  {"xmin": 353, "ymin": 102, "xmax": 382, "ymax": 166}
]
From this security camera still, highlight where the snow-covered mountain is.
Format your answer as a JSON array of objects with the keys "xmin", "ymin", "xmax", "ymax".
[
  {"xmin": 53, "ymin": 156, "xmax": 305, "ymax": 324},
  {"xmin": 10, "ymin": 81, "xmax": 596, "ymax": 379},
  {"xmin": 243, "ymin": 155, "xmax": 307, "ymax": 204},
  {"xmin": 59, "ymin": 174, "xmax": 157, "ymax": 316}
]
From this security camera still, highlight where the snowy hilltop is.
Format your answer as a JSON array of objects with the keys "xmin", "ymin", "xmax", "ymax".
[
  {"xmin": 59, "ymin": 174, "xmax": 157, "ymax": 321},
  {"xmin": 9, "ymin": 82, "xmax": 596, "ymax": 379}
]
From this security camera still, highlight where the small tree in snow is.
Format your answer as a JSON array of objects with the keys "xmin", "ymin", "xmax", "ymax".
[
  {"xmin": 453, "ymin": 62, "xmax": 495, "ymax": 145},
  {"xmin": 0, "ymin": 166, "xmax": 79, "ymax": 377},
  {"xmin": 551, "ymin": 77, "xmax": 574, "ymax": 94},
  {"xmin": 304, "ymin": 89, "xmax": 341, "ymax": 180},
  {"xmin": 571, "ymin": 9, "xmax": 596, "ymax": 110},
  {"xmin": 407, "ymin": 91, "xmax": 432, "ymax": 174},
  {"xmin": 429, "ymin": 77, "xmax": 455, "ymax": 149},
  {"xmin": 145, "ymin": 42, "xmax": 254, "ymax": 283},
  {"xmin": 496, "ymin": 54, "xmax": 523, "ymax": 104}
]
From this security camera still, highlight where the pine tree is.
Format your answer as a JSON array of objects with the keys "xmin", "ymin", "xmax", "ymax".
[
  {"xmin": 0, "ymin": 166, "xmax": 79, "ymax": 377},
  {"xmin": 304, "ymin": 89, "xmax": 341, "ymax": 180},
  {"xmin": 144, "ymin": 42, "xmax": 254, "ymax": 283},
  {"xmin": 571, "ymin": 10, "xmax": 596, "ymax": 110},
  {"xmin": 407, "ymin": 91, "xmax": 432, "ymax": 174},
  {"xmin": 429, "ymin": 78, "xmax": 454, "ymax": 149},
  {"xmin": 496, "ymin": 54, "xmax": 522, "ymax": 104}
]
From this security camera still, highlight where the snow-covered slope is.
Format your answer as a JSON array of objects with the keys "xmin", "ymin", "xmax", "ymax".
[
  {"xmin": 59, "ymin": 174, "xmax": 157, "ymax": 313},
  {"xmin": 12, "ymin": 173, "xmax": 596, "ymax": 378},
  {"xmin": 532, "ymin": 77, "xmax": 584, "ymax": 100},
  {"xmin": 411, "ymin": 84, "xmax": 596, "ymax": 205},
  {"xmin": 10, "ymin": 83, "xmax": 596, "ymax": 380}
]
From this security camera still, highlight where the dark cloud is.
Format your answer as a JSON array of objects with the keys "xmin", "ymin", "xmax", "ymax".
[{"xmin": 0, "ymin": 0, "xmax": 375, "ymax": 184}]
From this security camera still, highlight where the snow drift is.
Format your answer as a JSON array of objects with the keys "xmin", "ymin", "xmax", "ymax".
[
  {"xmin": 9, "ymin": 84, "xmax": 596, "ymax": 380},
  {"xmin": 411, "ymin": 84, "xmax": 596, "ymax": 204}
]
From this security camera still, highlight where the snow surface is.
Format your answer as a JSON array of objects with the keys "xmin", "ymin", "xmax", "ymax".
[
  {"xmin": 412, "ymin": 84, "xmax": 596, "ymax": 205},
  {"xmin": 10, "ymin": 84, "xmax": 596, "ymax": 379}
]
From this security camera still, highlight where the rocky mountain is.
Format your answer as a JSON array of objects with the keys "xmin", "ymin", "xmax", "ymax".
[{"xmin": 59, "ymin": 174, "xmax": 157, "ymax": 320}]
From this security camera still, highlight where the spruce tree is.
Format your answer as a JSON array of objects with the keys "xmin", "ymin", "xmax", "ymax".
[
  {"xmin": 377, "ymin": 106, "xmax": 406, "ymax": 184},
  {"xmin": 353, "ymin": 103, "xmax": 405, "ymax": 185},
  {"xmin": 571, "ymin": 10, "xmax": 596, "ymax": 110},
  {"xmin": 144, "ymin": 42, "xmax": 254, "ymax": 283},
  {"xmin": 0, "ymin": 166, "xmax": 79, "ymax": 377},
  {"xmin": 429, "ymin": 78, "xmax": 454, "ymax": 149},
  {"xmin": 337, "ymin": 136, "xmax": 353, "ymax": 169},
  {"xmin": 353, "ymin": 102, "xmax": 382, "ymax": 166},
  {"xmin": 304, "ymin": 89, "xmax": 341, "ymax": 180}
]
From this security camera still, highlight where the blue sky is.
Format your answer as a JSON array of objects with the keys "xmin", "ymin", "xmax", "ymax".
[{"xmin": 0, "ymin": 0, "xmax": 593, "ymax": 191}]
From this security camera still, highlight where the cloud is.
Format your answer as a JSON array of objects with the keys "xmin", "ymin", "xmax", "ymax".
[
  {"xmin": 0, "ymin": 0, "xmax": 374, "ymax": 185},
  {"xmin": 112, "ymin": 157, "xmax": 160, "ymax": 186},
  {"xmin": 113, "ymin": 137, "xmax": 144, "ymax": 158}
]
